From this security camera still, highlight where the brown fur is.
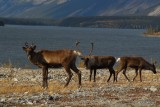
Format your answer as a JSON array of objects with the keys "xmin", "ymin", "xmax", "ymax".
[
  {"xmin": 81, "ymin": 56, "xmax": 116, "ymax": 82},
  {"xmin": 23, "ymin": 44, "xmax": 81, "ymax": 88},
  {"xmin": 116, "ymin": 56, "xmax": 157, "ymax": 82}
]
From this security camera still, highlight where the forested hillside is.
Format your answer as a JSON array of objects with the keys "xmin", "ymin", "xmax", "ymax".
[{"xmin": 1, "ymin": 16, "xmax": 160, "ymax": 29}]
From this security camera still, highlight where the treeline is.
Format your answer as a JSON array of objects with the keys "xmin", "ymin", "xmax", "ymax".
[
  {"xmin": 59, "ymin": 16, "xmax": 160, "ymax": 29},
  {"xmin": 0, "ymin": 17, "xmax": 58, "ymax": 26},
  {"xmin": 0, "ymin": 20, "xmax": 4, "ymax": 26},
  {"xmin": 0, "ymin": 16, "xmax": 160, "ymax": 29},
  {"xmin": 144, "ymin": 26, "xmax": 160, "ymax": 35}
]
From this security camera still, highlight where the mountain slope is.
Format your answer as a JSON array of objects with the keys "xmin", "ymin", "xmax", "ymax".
[{"xmin": 0, "ymin": 0, "xmax": 160, "ymax": 19}]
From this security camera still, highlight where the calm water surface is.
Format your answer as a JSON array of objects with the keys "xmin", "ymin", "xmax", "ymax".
[{"xmin": 0, "ymin": 25, "xmax": 160, "ymax": 67}]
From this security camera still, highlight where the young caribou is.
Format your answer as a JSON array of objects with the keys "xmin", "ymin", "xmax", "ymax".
[
  {"xmin": 22, "ymin": 42, "xmax": 82, "ymax": 88},
  {"xmin": 116, "ymin": 56, "xmax": 157, "ymax": 82},
  {"xmin": 78, "ymin": 42, "xmax": 116, "ymax": 82}
]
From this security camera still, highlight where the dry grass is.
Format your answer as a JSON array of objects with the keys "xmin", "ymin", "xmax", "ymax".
[
  {"xmin": 78, "ymin": 61, "xmax": 85, "ymax": 68},
  {"xmin": 0, "ymin": 68, "xmax": 160, "ymax": 106},
  {"xmin": 0, "ymin": 80, "xmax": 42, "ymax": 94},
  {"xmin": 0, "ymin": 68, "xmax": 160, "ymax": 95},
  {"xmin": 0, "ymin": 80, "xmax": 78, "ymax": 95},
  {"xmin": 0, "ymin": 79, "xmax": 104, "ymax": 95}
]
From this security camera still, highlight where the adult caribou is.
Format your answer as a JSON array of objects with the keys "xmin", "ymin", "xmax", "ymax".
[
  {"xmin": 77, "ymin": 42, "xmax": 116, "ymax": 82},
  {"xmin": 22, "ymin": 42, "xmax": 82, "ymax": 88},
  {"xmin": 116, "ymin": 56, "xmax": 157, "ymax": 82}
]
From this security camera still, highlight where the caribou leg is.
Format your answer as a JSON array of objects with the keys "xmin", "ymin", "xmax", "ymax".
[
  {"xmin": 133, "ymin": 68, "xmax": 138, "ymax": 81},
  {"xmin": 64, "ymin": 66, "xmax": 73, "ymax": 87},
  {"xmin": 89, "ymin": 69, "xmax": 93, "ymax": 81},
  {"xmin": 108, "ymin": 67, "xmax": 116, "ymax": 82},
  {"xmin": 93, "ymin": 69, "xmax": 97, "ymax": 82},
  {"xmin": 42, "ymin": 66, "xmax": 48, "ymax": 88},
  {"xmin": 139, "ymin": 68, "xmax": 143, "ymax": 82},
  {"xmin": 71, "ymin": 64, "xmax": 82, "ymax": 88}
]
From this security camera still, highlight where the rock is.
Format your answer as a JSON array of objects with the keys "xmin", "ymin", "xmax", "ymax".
[
  {"xmin": 12, "ymin": 78, "xmax": 18, "ymax": 82},
  {"xmin": 150, "ymin": 86, "xmax": 157, "ymax": 92},
  {"xmin": 31, "ymin": 78, "xmax": 37, "ymax": 82},
  {"xmin": 49, "ymin": 94, "xmax": 62, "ymax": 101},
  {"xmin": 24, "ymin": 92, "xmax": 29, "ymax": 95},
  {"xmin": 7, "ymin": 98, "xmax": 13, "ymax": 101},
  {"xmin": 0, "ymin": 98, "xmax": 6, "ymax": 102},
  {"xmin": 27, "ymin": 101, "xmax": 33, "ymax": 105},
  {"xmin": 48, "ymin": 75, "xmax": 53, "ymax": 80},
  {"xmin": 133, "ymin": 98, "xmax": 155, "ymax": 106},
  {"xmin": 143, "ymin": 87, "xmax": 148, "ymax": 91},
  {"xmin": 13, "ymin": 68, "xmax": 17, "ymax": 72},
  {"xmin": 48, "ymin": 96, "xmax": 54, "ymax": 100}
]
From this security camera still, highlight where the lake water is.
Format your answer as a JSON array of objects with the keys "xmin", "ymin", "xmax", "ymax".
[{"xmin": 0, "ymin": 25, "xmax": 160, "ymax": 68}]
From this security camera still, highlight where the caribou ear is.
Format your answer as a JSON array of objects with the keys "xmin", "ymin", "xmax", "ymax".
[
  {"xmin": 81, "ymin": 57, "xmax": 84, "ymax": 60},
  {"xmin": 32, "ymin": 45, "xmax": 36, "ymax": 50},
  {"xmin": 22, "ymin": 47, "xmax": 26, "ymax": 51},
  {"xmin": 152, "ymin": 61, "xmax": 157, "ymax": 68},
  {"xmin": 81, "ymin": 56, "xmax": 85, "ymax": 60},
  {"xmin": 152, "ymin": 63, "xmax": 155, "ymax": 68},
  {"xmin": 153, "ymin": 61, "xmax": 157, "ymax": 65}
]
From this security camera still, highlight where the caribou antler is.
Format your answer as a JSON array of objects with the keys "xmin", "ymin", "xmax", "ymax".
[
  {"xmin": 31, "ymin": 42, "xmax": 35, "ymax": 48},
  {"xmin": 25, "ymin": 42, "xmax": 29, "ymax": 47},
  {"xmin": 89, "ymin": 42, "xmax": 94, "ymax": 56},
  {"xmin": 75, "ymin": 41, "xmax": 80, "ymax": 51}
]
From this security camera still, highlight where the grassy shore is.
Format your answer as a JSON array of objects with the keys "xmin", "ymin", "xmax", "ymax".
[
  {"xmin": 144, "ymin": 32, "xmax": 160, "ymax": 37},
  {"xmin": 0, "ymin": 67, "xmax": 160, "ymax": 106},
  {"xmin": 144, "ymin": 26, "xmax": 160, "ymax": 37}
]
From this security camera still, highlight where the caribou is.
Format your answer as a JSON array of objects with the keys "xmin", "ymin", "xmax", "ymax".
[
  {"xmin": 116, "ymin": 56, "xmax": 157, "ymax": 82},
  {"xmin": 22, "ymin": 42, "xmax": 82, "ymax": 88},
  {"xmin": 78, "ymin": 42, "xmax": 116, "ymax": 82}
]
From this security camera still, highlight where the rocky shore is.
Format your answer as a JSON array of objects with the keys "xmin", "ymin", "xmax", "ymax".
[{"xmin": 0, "ymin": 67, "xmax": 160, "ymax": 106}]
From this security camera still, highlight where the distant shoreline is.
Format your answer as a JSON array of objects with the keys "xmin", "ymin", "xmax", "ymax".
[
  {"xmin": 1, "ymin": 16, "xmax": 160, "ymax": 29},
  {"xmin": 144, "ymin": 32, "xmax": 160, "ymax": 37}
]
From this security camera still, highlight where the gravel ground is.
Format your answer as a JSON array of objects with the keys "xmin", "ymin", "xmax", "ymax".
[{"xmin": 0, "ymin": 67, "xmax": 160, "ymax": 107}]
